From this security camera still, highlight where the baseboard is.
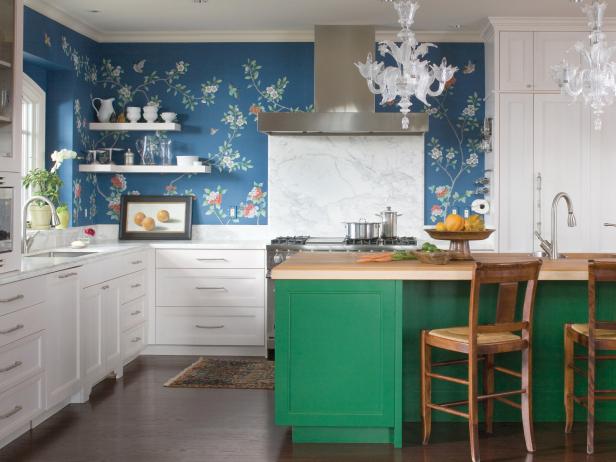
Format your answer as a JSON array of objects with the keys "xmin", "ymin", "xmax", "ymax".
[{"xmin": 142, "ymin": 345, "xmax": 267, "ymax": 357}]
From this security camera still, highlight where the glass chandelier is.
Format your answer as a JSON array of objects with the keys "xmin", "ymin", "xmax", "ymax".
[
  {"xmin": 355, "ymin": 0, "xmax": 458, "ymax": 129},
  {"xmin": 552, "ymin": 0, "xmax": 616, "ymax": 130}
]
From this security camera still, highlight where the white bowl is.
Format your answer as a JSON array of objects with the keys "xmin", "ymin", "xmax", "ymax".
[
  {"xmin": 161, "ymin": 112, "xmax": 177, "ymax": 123},
  {"xmin": 176, "ymin": 155, "xmax": 199, "ymax": 167}
]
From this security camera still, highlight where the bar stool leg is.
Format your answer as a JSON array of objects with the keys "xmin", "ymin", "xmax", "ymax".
[
  {"xmin": 587, "ymin": 343, "xmax": 596, "ymax": 455},
  {"xmin": 564, "ymin": 325, "xmax": 575, "ymax": 433},
  {"xmin": 521, "ymin": 346, "xmax": 536, "ymax": 452},
  {"xmin": 420, "ymin": 330, "xmax": 432, "ymax": 445},
  {"xmin": 483, "ymin": 354, "xmax": 495, "ymax": 434},
  {"xmin": 469, "ymin": 352, "xmax": 481, "ymax": 462}
]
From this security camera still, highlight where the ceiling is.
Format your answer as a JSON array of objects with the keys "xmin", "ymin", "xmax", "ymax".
[{"xmin": 25, "ymin": 0, "xmax": 611, "ymax": 42}]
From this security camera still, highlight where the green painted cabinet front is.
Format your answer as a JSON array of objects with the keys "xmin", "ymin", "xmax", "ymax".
[{"xmin": 275, "ymin": 280, "xmax": 400, "ymax": 430}]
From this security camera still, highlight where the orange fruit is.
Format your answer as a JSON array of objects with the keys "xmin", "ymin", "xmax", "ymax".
[
  {"xmin": 134, "ymin": 212, "xmax": 146, "ymax": 226},
  {"xmin": 435, "ymin": 222, "xmax": 447, "ymax": 232},
  {"xmin": 444, "ymin": 214, "xmax": 465, "ymax": 232},
  {"xmin": 157, "ymin": 210, "xmax": 170, "ymax": 223},
  {"xmin": 141, "ymin": 217, "xmax": 156, "ymax": 231}
]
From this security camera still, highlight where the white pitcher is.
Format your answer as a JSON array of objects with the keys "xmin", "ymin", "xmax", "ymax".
[{"xmin": 92, "ymin": 97, "xmax": 115, "ymax": 123}]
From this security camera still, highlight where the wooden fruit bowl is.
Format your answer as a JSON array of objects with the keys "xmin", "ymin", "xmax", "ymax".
[{"xmin": 424, "ymin": 229, "xmax": 495, "ymax": 261}]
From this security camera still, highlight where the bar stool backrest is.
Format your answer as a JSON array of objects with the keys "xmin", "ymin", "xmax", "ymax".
[
  {"xmin": 468, "ymin": 261, "xmax": 543, "ymax": 348},
  {"xmin": 588, "ymin": 261, "xmax": 616, "ymax": 338}
]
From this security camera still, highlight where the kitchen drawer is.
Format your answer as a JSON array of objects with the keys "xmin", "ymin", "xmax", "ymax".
[
  {"xmin": 0, "ymin": 304, "xmax": 45, "ymax": 349},
  {"xmin": 156, "ymin": 307, "xmax": 264, "ymax": 346},
  {"xmin": 122, "ymin": 297, "xmax": 146, "ymax": 332},
  {"xmin": 0, "ymin": 277, "xmax": 45, "ymax": 317},
  {"xmin": 119, "ymin": 270, "xmax": 146, "ymax": 305},
  {"xmin": 81, "ymin": 251, "xmax": 147, "ymax": 288},
  {"xmin": 156, "ymin": 269, "xmax": 265, "ymax": 307},
  {"xmin": 0, "ymin": 374, "xmax": 44, "ymax": 441},
  {"xmin": 156, "ymin": 249, "xmax": 264, "ymax": 269},
  {"xmin": 0, "ymin": 333, "xmax": 44, "ymax": 395},
  {"xmin": 122, "ymin": 322, "xmax": 146, "ymax": 361}
]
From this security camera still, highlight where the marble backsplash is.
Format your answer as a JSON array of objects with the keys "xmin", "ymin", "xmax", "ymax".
[{"xmin": 268, "ymin": 136, "xmax": 425, "ymax": 238}]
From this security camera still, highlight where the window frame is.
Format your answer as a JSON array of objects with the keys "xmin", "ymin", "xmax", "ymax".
[{"xmin": 21, "ymin": 73, "xmax": 46, "ymax": 202}]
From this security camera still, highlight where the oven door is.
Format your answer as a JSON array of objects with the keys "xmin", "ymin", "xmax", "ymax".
[{"xmin": 0, "ymin": 185, "xmax": 14, "ymax": 254}]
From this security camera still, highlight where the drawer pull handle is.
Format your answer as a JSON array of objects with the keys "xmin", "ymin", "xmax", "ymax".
[
  {"xmin": 196, "ymin": 324, "xmax": 225, "ymax": 329},
  {"xmin": 131, "ymin": 260, "xmax": 143, "ymax": 265},
  {"xmin": 130, "ymin": 283, "xmax": 142, "ymax": 289},
  {"xmin": 101, "ymin": 285, "xmax": 110, "ymax": 290},
  {"xmin": 196, "ymin": 258, "xmax": 228, "ymax": 262},
  {"xmin": 58, "ymin": 272, "xmax": 78, "ymax": 279},
  {"xmin": 0, "ymin": 295, "xmax": 24, "ymax": 303},
  {"xmin": 130, "ymin": 310, "xmax": 142, "ymax": 316},
  {"xmin": 0, "ymin": 361, "xmax": 22, "ymax": 373},
  {"xmin": 0, "ymin": 324, "xmax": 24, "ymax": 335},
  {"xmin": 131, "ymin": 337, "xmax": 142, "ymax": 343},
  {"xmin": 195, "ymin": 287, "xmax": 227, "ymax": 291},
  {"xmin": 0, "ymin": 405, "xmax": 22, "ymax": 420}
]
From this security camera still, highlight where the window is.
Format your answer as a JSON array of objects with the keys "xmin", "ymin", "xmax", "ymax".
[{"xmin": 21, "ymin": 74, "xmax": 46, "ymax": 201}]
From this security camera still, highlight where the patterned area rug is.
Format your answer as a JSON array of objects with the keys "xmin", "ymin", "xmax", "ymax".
[{"xmin": 164, "ymin": 357, "xmax": 274, "ymax": 390}]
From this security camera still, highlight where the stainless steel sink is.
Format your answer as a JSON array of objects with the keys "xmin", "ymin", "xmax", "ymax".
[{"xmin": 26, "ymin": 251, "xmax": 97, "ymax": 258}]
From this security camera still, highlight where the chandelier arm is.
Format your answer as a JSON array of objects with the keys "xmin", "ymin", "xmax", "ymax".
[{"xmin": 426, "ymin": 80, "xmax": 446, "ymax": 98}]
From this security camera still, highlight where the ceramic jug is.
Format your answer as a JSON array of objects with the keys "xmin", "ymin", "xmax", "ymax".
[{"xmin": 92, "ymin": 97, "xmax": 115, "ymax": 123}]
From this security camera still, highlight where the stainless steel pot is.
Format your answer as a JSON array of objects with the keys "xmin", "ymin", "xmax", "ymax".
[
  {"xmin": 376, "ymin": 206, "xmax": 402, "ymax": 238},
  {"xmin": 343, "ymin": 219, "xmax": 381, "ymax": 240}
]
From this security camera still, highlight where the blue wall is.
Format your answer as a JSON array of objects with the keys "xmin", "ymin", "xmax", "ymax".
[{"xmin": 23, "ymin": 6, "xmax": 485, "ymax": 227}]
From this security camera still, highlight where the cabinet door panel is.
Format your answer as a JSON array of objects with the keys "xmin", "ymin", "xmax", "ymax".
[
  {"xmin": 46, "ymin": 270, "xmax": 80, "ymax": 408},
  {"xmin": 500, "ymin": 31, "xmax": 533, "ymax": 91},
  {"xmin": 103, "ymin": 282, "xmax": 121, "ymax": 369},
  {"xmin": 276, "ymin": 280, "xmax": 397, "ymax": 427},
  {"xmin": 534, "ymin": 94, "xmax": 591, "ymax": 253},
  {"xmin": 534, "ymin": 32, "xmax": 586, "ymax": 91},
  {"xmin": 80, "ymin": 285, "xmax": 105, "ymax": 385},
  {"xmin": 590, "ymin": 104, "xmax": 616, "ymax": 251},
  {"xmin": 499, "ymin": 94, "xmax": 534, "ymax": 252}
]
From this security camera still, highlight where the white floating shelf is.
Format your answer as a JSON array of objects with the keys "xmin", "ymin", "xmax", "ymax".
[
  {"xmin": 0, "ymin": 60, "xmax": 11, "ymax": 69},
  {"xmin": 89, "ymin": 122, "xmax": 181, "ymax": 132},
  {"xmin": 0, "ymin": 115, "xmax": 11, "ymax": 123},
  {"xmin": 79, "ymin": 164, "xmax": 211, "ymax": 174}
]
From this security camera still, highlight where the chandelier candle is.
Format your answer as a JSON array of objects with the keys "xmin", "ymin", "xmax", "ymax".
[
  {"xmin": 552, "ymin": 0, "xmax": 616, "ymax": 130},
  {"xmin": 355, "ymin": 0, "xmax": 458, "ymax": 129}
]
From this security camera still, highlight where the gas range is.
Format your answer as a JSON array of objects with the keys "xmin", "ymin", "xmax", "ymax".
[{"xmin": 268, "ymin": 236, "xmax": 418, "ymax": 255}]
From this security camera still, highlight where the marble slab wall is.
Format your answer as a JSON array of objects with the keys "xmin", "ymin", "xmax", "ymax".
[{"xmin": 268, "ymin": 136, "xmax": 425, "ymax": 238}]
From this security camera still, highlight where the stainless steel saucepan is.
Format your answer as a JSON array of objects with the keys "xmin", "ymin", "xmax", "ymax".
[
  {"xmin": 343, "ymin": 219, "xmax": 381, "ymax": 240},
  {"xmin": 376, "ymin": 206, "xmax": 402, "ymax": 238}
]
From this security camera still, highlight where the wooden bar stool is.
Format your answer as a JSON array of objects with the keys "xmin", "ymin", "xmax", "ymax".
[
  {"xmin": 421, "ymin": 260, "xmax": 542, "ymax": 462},
  {"xmin": 564, "ymin": 260, "xmax": 616, "ymax": 455}
]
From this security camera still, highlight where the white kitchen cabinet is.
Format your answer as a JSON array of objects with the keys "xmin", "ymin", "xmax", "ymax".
[
  {"xmin": 499, "ymin": 31, "xmax": 534, "ymax": 91},
  {"xmin": 45, "ymin": 269, "xmax": 80, "ymax": 409},
  {"xmin": 80, "ymin": 284, "xmax": 105, "ymax": 389},
  {"xmin": 533, "ymin": 32, "xmax": 586, "ymax": 92},
  {"xmin": 80, "ymin": 279, "xmax": 121, "ymax": 392},
  {"xmin": 0, "ymin": 374, "xmax": 44, "ymax": 441},
  {"xmin": 590, "ymin": 104, "xmax": 616, "ymax": 252},
  {"xmin": 498, "ymin": 93, "xmax": 535, "ymax": 252},
  {"xmin": 534, "ymin": 94, "xmax": 591, "ymax": 253}
]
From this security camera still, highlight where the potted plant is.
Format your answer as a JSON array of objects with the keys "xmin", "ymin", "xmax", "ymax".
[{"xmin": 22, "ymin": 149, "xmax": 77, "ymax": 229}]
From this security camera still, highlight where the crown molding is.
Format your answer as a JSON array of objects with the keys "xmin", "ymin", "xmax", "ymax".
[
  {"xmin": 488, "ymin": 16, "xmax": 616, "ymax": 32},
  {"xmin": 25, "ymin": 0, "xmax": 104, "ymax": 42}
]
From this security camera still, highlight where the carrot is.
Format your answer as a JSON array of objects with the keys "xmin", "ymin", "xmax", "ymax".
[{"xmin": 357, "ymin": 253, "xmax": 394, "ymax": 263}]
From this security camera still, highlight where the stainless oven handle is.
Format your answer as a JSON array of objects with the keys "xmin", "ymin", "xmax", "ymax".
[{"xmin": 0, "ymin": 295, "xmax": 24, "ymax": 304}]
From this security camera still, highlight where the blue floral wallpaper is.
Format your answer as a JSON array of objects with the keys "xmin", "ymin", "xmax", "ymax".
[{"xmin": 23, "ymin": 6, "xmax": 485, "ymax": 228}]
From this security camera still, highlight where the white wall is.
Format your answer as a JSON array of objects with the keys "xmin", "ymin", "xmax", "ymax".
[{"xmin": 268, "ymin": 136, "xmax": 425, "ymax": 238}]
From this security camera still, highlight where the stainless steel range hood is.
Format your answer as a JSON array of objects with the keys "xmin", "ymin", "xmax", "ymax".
[{"xmin": 257, "ymin": 26, "xmax": 429, "ymax": 136}]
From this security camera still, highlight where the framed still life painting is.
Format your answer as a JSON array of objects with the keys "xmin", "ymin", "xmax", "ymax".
[{"xmin": 119, "ymin": 195, "xmax": 193, "ymax": 240}]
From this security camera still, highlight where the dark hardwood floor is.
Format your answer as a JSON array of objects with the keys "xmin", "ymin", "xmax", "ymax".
[{"xmin": 1, "ymin": 355, "xmax": 615, "ymax": 462}]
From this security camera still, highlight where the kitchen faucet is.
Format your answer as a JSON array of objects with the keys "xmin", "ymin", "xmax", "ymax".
[
  {"xmin": 534, "ymin": 192, "xmax": 577, "ymax": 260},
  {"xmin": 22, "ymin": 196, "xmax": 61, "ymax": 254}
]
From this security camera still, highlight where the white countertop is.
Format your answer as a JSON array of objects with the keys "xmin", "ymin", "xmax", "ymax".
[{"xmin": 0, "ymin": 239, "xmax": 267, "ymax": 286}]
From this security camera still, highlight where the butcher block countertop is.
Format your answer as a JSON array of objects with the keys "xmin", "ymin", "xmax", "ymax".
[{"xmin": 271, "ymin": 252, "xmax": 616, "ymax": 281}]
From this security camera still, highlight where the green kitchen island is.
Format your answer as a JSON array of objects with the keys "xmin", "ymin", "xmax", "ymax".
[{"xmin": 271, "ymin": 252, "xmax": 616, "ymax": 448}]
